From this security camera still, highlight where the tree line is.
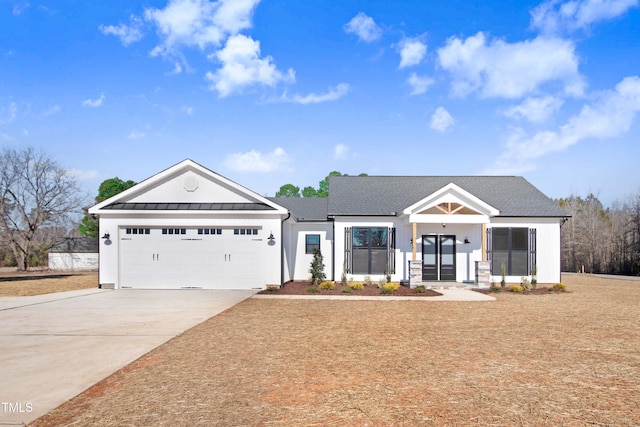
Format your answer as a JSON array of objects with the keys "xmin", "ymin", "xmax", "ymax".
[
  {"xmin": 557, "ymin": 193, "xmax": 640, "ymax": 275},
  {"xmin": 275, "ymin": 171, "xmax": 367, "ymax": 197}
]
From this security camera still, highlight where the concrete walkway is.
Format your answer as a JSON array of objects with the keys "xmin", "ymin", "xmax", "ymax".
[
  {"xmin": 0, "ymin": 288, "xmax": 256, "ymax": 426},
  {"xmin": 253, "ymin": 287, "xmax": 495, "ymax": 301}
]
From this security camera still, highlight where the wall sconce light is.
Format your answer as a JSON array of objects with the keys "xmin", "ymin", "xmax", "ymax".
[
  {"xmin": 268, "ymin": 232, "xmax": 275, "ymax": 242},
  {"xmin": 464, "ymin": 237, "xmax": 470, "ymax": 244},
  {"xmin": 101, "ymin": 232, "xmax": 110, "ymax": 240}
]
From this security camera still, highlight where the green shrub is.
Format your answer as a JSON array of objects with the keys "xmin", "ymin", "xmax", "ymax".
[
  {"xmin": 490, "ymin": 284, "xmax": 502, "ymax": 293},
  {"xmin": 377, "ymin": 277, "xmax": 388, "ymax": 288},
  {"xmin": 309, "ymin": 249, "xmax": 326, "ymax": 285},
  {"xmin": 341, "ymin": 287, "xmax": 352, "ymax": 294},
  {"xmin": 414, "ymin": 285, "xmax": 426, "ymax": 293},
  {"xmin": 380, "ymin": 286, "xmax": 393, "ymax": 294},
  {"xmin": 318, "ymin": 280, "xmax": 335, "ymax": 290},
  {"xmin": 508, "ymin": 285, "xmax": 524, "ymax": 293},
  {"xmin": 552, "ymin": 283, "xmax": 567, "ymax": 292},
  {"xmin": 348, "ymin": 281, "xmax": 364, "ymax": 290},
  {"xmin": 307, "ymin": 286, "xmax": 319, "ymax": 293},
  {"xmin": 521, "ymin": 277, "xmax": 531, "ymax": 291}
]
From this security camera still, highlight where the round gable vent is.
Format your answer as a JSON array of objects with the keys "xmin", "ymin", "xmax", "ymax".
[{"xmin": 183, "ymin": 175, "xmax": 199, "ymax": 192}]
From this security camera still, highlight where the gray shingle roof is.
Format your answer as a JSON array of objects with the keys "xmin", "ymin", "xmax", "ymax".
[
  {"xmin": 327, "ymin": 176, "xmax": 567, "ymax": 217},
  {"xmin": 268, "ymin": 197, "xmax": 328, "ymax": 221},
  {"xmin": 49, "ymin": 237, "xmax": 99, "ymax": 253}
]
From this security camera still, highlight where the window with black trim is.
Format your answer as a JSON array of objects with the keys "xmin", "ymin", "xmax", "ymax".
[
  {"xmin": 489, "ymin": 228, "xmax": 535, "ymax": 276},
  {"xmin": 305, "ymin": 234, "xmax": 320, "ymax": 254},
  {"xmin": 347, "ymin": 227, "xmax": 395, "ymax": 275}
]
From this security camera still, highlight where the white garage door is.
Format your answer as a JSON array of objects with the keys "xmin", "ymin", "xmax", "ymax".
[{"xmin": 119, "ymin": 227, "xmax": 264, "ymax": 289}]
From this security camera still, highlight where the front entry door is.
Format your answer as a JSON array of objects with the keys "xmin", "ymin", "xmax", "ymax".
[{"xmin": 422, "ymin": 235, "xmax": 456, "ymax": 281}]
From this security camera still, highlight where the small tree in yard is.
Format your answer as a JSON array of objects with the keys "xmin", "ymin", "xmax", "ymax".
[
  {"xmin": 0, "ymin": 147, "xmax": 86, "ymax": 270},
  {"xmin": 309, "ymin": 248, "xmax": 326, "ymax": 285}
]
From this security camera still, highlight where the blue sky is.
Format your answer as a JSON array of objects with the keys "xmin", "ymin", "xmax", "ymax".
[{"xmin": 1, "ymin": 0, "xmax": 639, "ymax": 207}]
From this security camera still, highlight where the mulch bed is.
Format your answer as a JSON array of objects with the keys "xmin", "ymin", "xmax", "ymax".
[
  {"xmin": 29, "ymin": 274, "xmax": 640, "ymax": 426},
  {"xmin": 259, "ymin": 280, "xmax": 442, "ymax": 297}
]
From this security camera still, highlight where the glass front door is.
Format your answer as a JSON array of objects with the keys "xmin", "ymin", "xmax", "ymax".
[{"xmin": 422, "ymin": 235, "xmax": 456, "ymax": 281}]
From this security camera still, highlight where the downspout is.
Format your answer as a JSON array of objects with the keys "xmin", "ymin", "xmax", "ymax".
[
  {"xmin": 280, "ymin": 211, "xmax": 291, "ymax": 287},
  {"xmin": 330, "ymin": 216, "xmax": 335, "ymax": 281}
]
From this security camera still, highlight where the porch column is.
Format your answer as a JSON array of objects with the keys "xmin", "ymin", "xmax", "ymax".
[
  {"xmin": 481, "ymin": 224, "xmax": 486, "ymax": 260},
  {"xmin": 412, "ymin": 222, "xmax": 417, "ymax": 260}
]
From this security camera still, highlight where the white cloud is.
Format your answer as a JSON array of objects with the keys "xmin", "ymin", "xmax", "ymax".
[
  {"xmin": 407, "ymin": 73, "xmax": 434, "ymax": 95},
  {"xmin": 43, "ymin": 105, "xmax": 61, "ymax": 116},
  {"xmin": 398, "ymin": 37, "xmax": 427, "ymax": 69},
  {"xmin": 13, "ymin": 3, "xmax": 29, "ymax": 16},
  {"xmin": 531, "ymin": 0, "xmax": 639, "ymax": 35},
  {"xmin": 489, "ymin": 76, "xmax": 640, "ymax": 173},
  {"xmin": 281, "ymin": 83, "xmax": 349, "ymax": 105},
  {"xmin": 127, "ymin": 130, "xmax": 146, "ymax": 139},
  {"xmin": 0, "ymin": 102, "xmax": 17, "ymax": 124},
  {"xmin": 144, "ymin": 0, "xmax": 260, "ymax": 58},
  {"xmin": 344, "ymin": 12, "xmax": 382, "ymax": 42},
  {"xmin": 205, "ymin": 34, "xmax": 294, "ymax": 97},
  {"xmin": 437, "ymin": 32, "xmax": 585, "ymax": 99},
  {"xmin": 99, "ymin": 15, "xmax": 144, "ymax": 46},
  {"xmin": 224, "ymin": 147, "xmax": 289, "ymax": 173},
  {"xmin": 430, "ymin": 107, "xmax": 455, "ymax": 132},
  {"xmin": 182, "ymin": 105, "xmax": 194, "ymax": 115},
  {"xmin": 334, "ymin": 144, "xmax": 349, "ymax": 160},
  {"xmin": 82, "ymin": 94, "xmax": 105, "ymax": 108},
  {"xmin": 504, "ymin": 96, "xmax": 564, "ymax": 122}
]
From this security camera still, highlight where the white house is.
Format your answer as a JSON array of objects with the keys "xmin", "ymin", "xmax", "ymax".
[{"xmin": 89, "ymin": 160, "xmax": 567, "ymax": 289}]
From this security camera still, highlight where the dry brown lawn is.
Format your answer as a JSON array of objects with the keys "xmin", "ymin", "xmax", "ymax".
[
  {"xmin": 31, "ymin": 274, "xmax": 640, "ymax": 426},
  {"xmin": 0, "ymin": 270, "xmax": 98, "ymax": 296}
]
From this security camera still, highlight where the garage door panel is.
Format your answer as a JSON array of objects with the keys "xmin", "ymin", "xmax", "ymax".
[{"xmin": 119, "ymin": 227, "xmax": 264, "ymax": 289}]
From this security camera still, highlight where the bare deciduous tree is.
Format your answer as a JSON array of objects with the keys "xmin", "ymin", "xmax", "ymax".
[{"xmin": 0, "ymin": 147, "xmax": 86, "ymax": 270}]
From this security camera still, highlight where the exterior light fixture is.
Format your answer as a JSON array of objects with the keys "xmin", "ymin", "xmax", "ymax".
[
  {"xmin": 464, "ymin": 237, "xmax": 470, "ymax": 244},
  {"xmin": 268, "ymin": 232, "xmax": 275, "ymax": 242},
  {"xmin": 102, "ymin": 232, "xmax": 110, "ymax": 240}
]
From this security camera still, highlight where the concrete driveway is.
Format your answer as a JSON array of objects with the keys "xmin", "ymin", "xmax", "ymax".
[{"xmin": 0, "ymin": 288, "xmax": 256, "ymax": 426}]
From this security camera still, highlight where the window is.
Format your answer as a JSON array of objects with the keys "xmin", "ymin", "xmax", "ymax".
[
  {"xmin": 488, "ymin": 228, "xmax": 536, "ymax": 276},
  {"xmin": 345, "ymin": 227, "xmax": 396, "ymax": 275},
  {"xmin": 305, "ymin": 234, "xmax": 320, "ymax": 254},
  {"xmin": 233, "ymin": 228, "xmax": 258, "ymax": 235},
  {"xmin": 125, "ymin": 228, "xmax": 150, "ymax": 235},
  {"xmin": 198, "ymin": 228, "xmax": 222, "ymax": 235},
  {"xmin": 162, "ymin": 228, "xmax": 186, "ymax": 235}
]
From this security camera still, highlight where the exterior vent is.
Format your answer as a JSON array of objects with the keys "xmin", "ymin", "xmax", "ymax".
[{"xmin": 99, "ymin": 283, "xmax": 115, "ymax": 289}]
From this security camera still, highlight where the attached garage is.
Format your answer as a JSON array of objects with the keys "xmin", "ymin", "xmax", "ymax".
[
  {"xmin": 88, "ymin": 160, "xmax": 287, "ymax": 290},
  {"xmin": 118, "ymin": 226, "xmax": 264, "ymax": 289}
]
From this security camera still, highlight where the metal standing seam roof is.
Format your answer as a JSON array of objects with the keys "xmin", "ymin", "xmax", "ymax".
[
  {"xmin": 326, "ymin": 175, "xmax": 568, "ymax": 217},
  {"xmin": 101, "ymin": 202, "xmax": 276, "ymax": 211}
]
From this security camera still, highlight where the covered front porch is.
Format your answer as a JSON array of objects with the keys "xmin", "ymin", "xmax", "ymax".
[{"xmin": 400, "ymin": 183, "xmax": 498, "ymax": 287}]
